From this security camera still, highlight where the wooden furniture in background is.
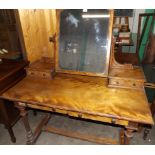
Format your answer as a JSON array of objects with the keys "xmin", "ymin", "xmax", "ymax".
[
  {"xmin": 0, "ymin": 24, "xmax": 12, "ymax": 51},
  {"xmin": 0, "ymin": 59, "xmax": 28, "ymax": 143},
  {"xmin": 0, "ymin": 10, "xmax": 22, "ymax": 55},
  {"xmin": 114, "ymin": 39, "xmax": 139, "ymax": 66},
  {"xmin": 0, "ymin": 51, "xmax": 21, "ymax": 60},
  {"xmin": 113, "ymin": 42, "xmax": 139, "ymax": 67},
  {"xmin": 115, "ymin": 52, "xmax": 139, "ymax": 66},
  {"xmin": 113, "ymin": 12, "xmax": 152, "ymax": 66},
  {"xmin": 113, "ymin": 16, "xmax": 129, "ymax": 31},
  {"xmin": 115, "ymin": 40, "xmax": 134, "ymax": 53}
]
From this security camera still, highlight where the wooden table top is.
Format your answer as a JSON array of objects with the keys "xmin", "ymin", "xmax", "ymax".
[{"xmin": 0, "ymin": 73, "xmax": 154, "ymax": 125}]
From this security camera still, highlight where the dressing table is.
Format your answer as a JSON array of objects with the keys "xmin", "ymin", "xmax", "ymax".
[{"xmin": 0, "ymin": 9, "xmax": 154, "ymax": 144}]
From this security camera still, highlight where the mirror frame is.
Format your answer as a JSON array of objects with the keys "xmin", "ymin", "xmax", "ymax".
[{"xmin": 55, "ymin": 9, "xmax": 114, "ymax": 77}]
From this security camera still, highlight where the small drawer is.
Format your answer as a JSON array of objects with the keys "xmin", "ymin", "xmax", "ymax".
[
  {"xmin": 26, "ymin": 70, "xmax": 52, "ymax": 79},
  {"xmin": 108, "ymin": 78, "xmax": 144, "ymax": 89}
]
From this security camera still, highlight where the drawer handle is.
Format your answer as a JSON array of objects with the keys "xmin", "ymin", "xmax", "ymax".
[
  {"xmin": 78, "ymin": 113, "xmax": 82, "ymax": 118},
  {"xmin": 133, "ymin": 83, "xmax": 136, "ymax": 86},
  {"xmin": 112, "ymin": 118, "xmax": 116, "ymax": 124},
  {"xmin": 116, "ymin": 81, "xmax": 119, "ymax": 84}
]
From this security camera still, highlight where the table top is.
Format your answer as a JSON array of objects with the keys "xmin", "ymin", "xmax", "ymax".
[{"xmin": 0, "ymin": 73, "xmax": 154, "ymax": 125}]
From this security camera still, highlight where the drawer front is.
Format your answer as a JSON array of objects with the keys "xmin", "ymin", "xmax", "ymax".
[
  {"xmin": 26, "ymin": 69, "xmax": 52, "ymax": 79},
  {"xmin": 27, "ymin": 103, "xmax": 129, "ymax": 126},
  {"xmin": 108, "ymin": 78, "xmax": 144, "ymax": 89}
]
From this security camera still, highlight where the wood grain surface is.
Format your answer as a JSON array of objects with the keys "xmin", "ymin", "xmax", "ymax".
[
  {"xmin": 109, "ymin": 67, "xmax": 145, "ymax": 80},
  {"xmin": 108, "ymin": 67, "xmax": 146, "ymax": 89},
  {"xmin": 17, "ymin": 9, "xmax": 56, "ymax": 63},
  {"xmin": 0, "ymin": 73, "xmax": 154, "ymax": 125}
]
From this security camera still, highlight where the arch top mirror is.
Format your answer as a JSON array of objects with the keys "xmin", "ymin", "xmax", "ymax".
[{"xmin": 55, "ymin": 9, "xmax": 114, "ymax": 77}]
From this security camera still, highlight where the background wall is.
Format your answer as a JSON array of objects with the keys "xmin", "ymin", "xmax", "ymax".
[
  {"xmin": 17, "ymin": 9, "xmax": 154, "ymax": 63},
  {"xmin": 17, "ymin": 9, "xmax": 56, "ymax": 63}
]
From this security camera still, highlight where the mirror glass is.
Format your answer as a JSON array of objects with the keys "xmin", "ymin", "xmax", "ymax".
[{"xmin": 58, "ymin": 9, "xmax": 112, "ymax": 74}]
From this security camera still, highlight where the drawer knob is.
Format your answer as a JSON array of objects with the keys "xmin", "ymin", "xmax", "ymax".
[
  {"xmin": 133, "ymin": 83, "xmax": 136, "ymax": 86},
  {"xmin": 112, "ymin": 118, "xmax": 116, "ymax": 124},
  {"xmin": 116, "ymin": 81, "xmax": 119, "ymax": 84}
]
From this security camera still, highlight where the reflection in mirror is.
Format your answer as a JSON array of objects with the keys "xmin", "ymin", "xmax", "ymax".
[{"xmin": 58, "ymin": 9, "xmax": 112, "ymax": 75}]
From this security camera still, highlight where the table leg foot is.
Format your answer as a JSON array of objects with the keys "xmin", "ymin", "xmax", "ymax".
[
  {"xmin": 124, "ymin": 128, "xmax": 134, "ymax": 145},
  {"xmin": 6, "ymin": 126, "xmax": 16, "ymax": 143},
  {"xmin": 143, "ymin": 127, "xmax": 151, "ymax": 140},
  {"xmin": 33, "ymin": 110, "xmax": 37, "ymax": 116},
  {"xmin": 119, "ymin": 128, "xmax": 125, "ymax": 145},
  {"xmin": 15, "ymin": 102, "xmax": 34, "ymax": 145}
]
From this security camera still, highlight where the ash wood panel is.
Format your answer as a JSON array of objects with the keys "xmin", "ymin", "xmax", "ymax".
[
  {"xmin": 1, "ymin": 74, "xmax": 153, "ymax": 125},
  {"xmin": 17, "ymin": 9, "xmax": 56, "ymax": 63}
]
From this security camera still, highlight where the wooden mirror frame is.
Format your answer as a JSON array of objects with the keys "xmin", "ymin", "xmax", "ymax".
[{"xmin": 55, "ymin": 9, "xmax": 114, "ymax": 77}]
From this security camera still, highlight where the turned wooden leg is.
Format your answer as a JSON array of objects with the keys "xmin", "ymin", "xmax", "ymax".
[
  {"xmin": 143, "ymin": 128, "xmax": 150, "ymax": 140},
  {"xmin": 119, "ymin": 128, "xmax": 125, "ymax": 145},
  {"xmin": 33, "ymin": 110, "xmax": 37, "ymax": 116},
  {"xmin": 5, "ymin": 126, "xmax": 16, "ymax": 143},
  {"xmin": 143, "ymin": 100, "xmax": 155, "ymax": 140},
  {"xmin": 143, "ymin": 125, "xmax": 152, "ymax": 141},
  {"xmin": 15, "ymin": 102, "xmax": 34, "ymax": 145},
  {"xmin": 137, "ymin": 124, "xmax": 143, "ymax": 133},
  {"xmin": 124, "ymin": 128, "xmax": 134, "ymax": 145}
]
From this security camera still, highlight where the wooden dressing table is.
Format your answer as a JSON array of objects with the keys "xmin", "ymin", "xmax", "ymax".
[
  {"xmin": 0, "ymin": 71, "xmax": 153, "ymax": 144},
  {"xmin": 0, "ymin": 10, "xmax": 154, "ymax": 144}
]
